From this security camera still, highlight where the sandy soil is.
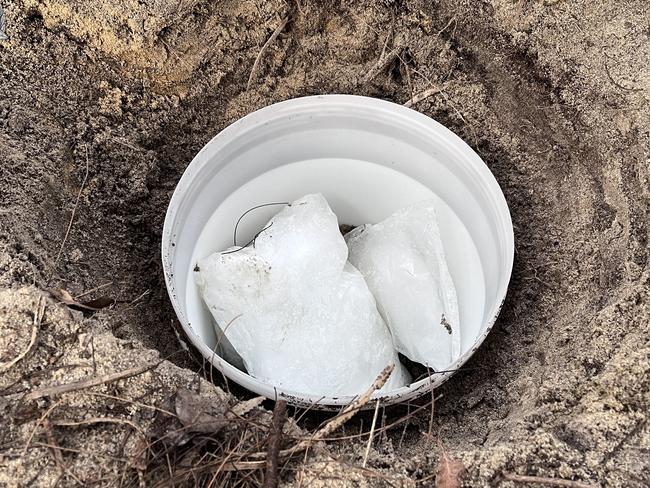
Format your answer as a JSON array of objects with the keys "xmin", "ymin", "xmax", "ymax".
[{"xmin": 1, "ymin": 0, "xmax": 648, "ymax": 486}]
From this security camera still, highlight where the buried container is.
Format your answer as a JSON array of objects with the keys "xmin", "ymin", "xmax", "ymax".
[{"xmin": 162, "ymin": 95, "xmax": 514, "ymax": 408}]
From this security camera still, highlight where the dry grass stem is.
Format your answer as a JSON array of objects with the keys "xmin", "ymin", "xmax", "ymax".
[
  {"xmin": 73, "ymin": 281, "xmax": 114, "ymax": 300},
  {"xmin": 52, "ymin": 416, "xmax": 147, "ymax": 439},
  {"xmin": 230, "ymin": 397, "xmax": 266, "ymax": 418},
  {"xmin": 25, "ymin": 361, "xmax": 161, "ymax": 401},
  {"xmin": 362, "ymin": 399, "xmax": 380, "ymax": 468},
  {"xmin": 404, "ymin": 86, "xmax": 443, "ymax": 108},
  {"xmin": 51, "ymin": 146, "xmax": 90, "ymax": 281},
  {"xmin": 503, "ymin": 473, "xmax": 598, "ymax": 488},
  {"xmin": 43, "ymin": 418, "xmax": 84, "ymax": 484},
  {"xmin": 0, "ymin": 296, "xmax": 43, "ymax": 373},
  {"xmin": 428, "ymin": 371, "xmax": 435, "ymax": 438},
  {"xmin": 277, "ymin": 363, "xmax": 395, "ymax": 458},
  {"xmin": 22, "ymin": 400, "xmax": 63, "ymax": 456},
  {"xmin": 43, "ymin": 418, "xmax": 65, "ymax": 471},
  {"xmin": 247, "ymin": 16, "xmax": 289, "ymax": 91},
  {"xmin": 603, "ymin": 63, "xmax": 642, "ymax": 92}
]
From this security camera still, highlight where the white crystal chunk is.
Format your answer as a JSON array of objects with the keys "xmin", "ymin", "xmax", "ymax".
[
  {"xmin": 195, "ymin": 194, "xmax": 409, "ymax": 396},
  {"xmin": 346, "ymin": 200, "xmax": 461, "ymax": 371}
]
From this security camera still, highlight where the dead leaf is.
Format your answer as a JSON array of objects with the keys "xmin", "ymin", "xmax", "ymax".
[
  {"xmin": 435, "ymin": 441, "xmax": 465, "ymax": 488},
  {"xmin": 175, "ymin": 388, "xmax": 229, "ymax": 434},
  {"xmin": 49, "ymin": 288, "xmax": 115, "ymax": 312}
]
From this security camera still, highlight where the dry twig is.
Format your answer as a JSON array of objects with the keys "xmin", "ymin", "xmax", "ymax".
[
  {"xmin": 52, "ymin": 416, "xmax": 147, "ymax": 439},
  {"xmin": 83, "ymin": 391, "xmax": 175, "ymax": 416},
  {"xmin": 25, "ymin": 361, "xmax": 160, "ymax": 401},
  {"xmin": 288, "ymin": 392, "xmax": 444, "ymax": 444},
  {"xmin": 242, "ymin": 364, "xmax": 395, "ymax": 466},
  {"xmin": 278, "ymin": 363, "xmax": 394, "ymax": 458},
  {"xmin": 230, "ymin": 396, "xmax": 265, "ymax": 418},
  {"xmin": 149, "ymin": 370, "xmax": 438, "ymax": 485},
  {"xmin": 503, "ymin": 473, "xmax": 597, "ymax": 488},
  {"xmin": 264, "ymin": 400, "xmax": 287, "ymax": 488},
  {"xmin": 404, "ymin": 86, "xmax": 443, "ymax": 108},
  {"xmin": 247, "ymin": 16, "xmax": 289, "ymax": 91}
]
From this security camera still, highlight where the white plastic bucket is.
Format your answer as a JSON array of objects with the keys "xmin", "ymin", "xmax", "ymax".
[{"xmin": 162, "ymin": 95, "xmax": 514, "ymax": 408}]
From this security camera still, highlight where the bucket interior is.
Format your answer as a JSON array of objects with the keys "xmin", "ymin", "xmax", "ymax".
[{"xmin": 163, "ymin": 96, "xmax": 513, "ymax": 405}]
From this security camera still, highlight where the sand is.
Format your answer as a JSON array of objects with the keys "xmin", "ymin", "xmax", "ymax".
[{"xmin": 1, "ymin": 0, "xmax": 648, "ymax": 486}]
